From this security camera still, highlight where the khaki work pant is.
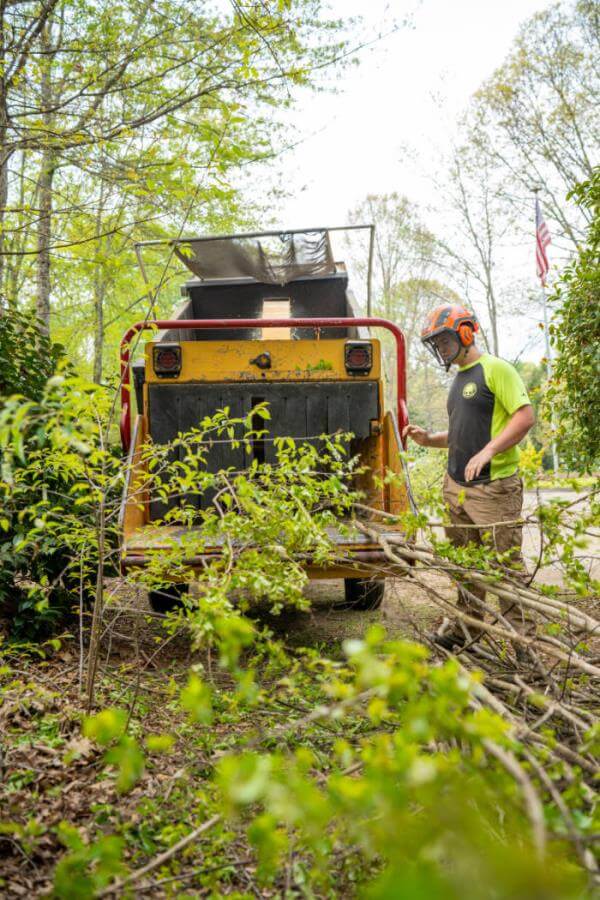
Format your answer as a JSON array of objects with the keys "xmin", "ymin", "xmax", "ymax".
[{"xmin": 443, "ymin": 472, "xmax": 531, "ymax": 634}]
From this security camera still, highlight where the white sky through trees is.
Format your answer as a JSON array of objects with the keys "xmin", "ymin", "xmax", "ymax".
[{"xmin": 270, "ymin": 0, "xmax": 556, "ymax": 362}]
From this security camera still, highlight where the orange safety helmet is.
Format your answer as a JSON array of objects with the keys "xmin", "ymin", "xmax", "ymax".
[{"xmin": 420, "ymin": 304, "xmax": 479, "ymax": 369}]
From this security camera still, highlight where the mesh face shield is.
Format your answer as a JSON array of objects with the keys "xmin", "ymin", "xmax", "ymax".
[{"xmin": 422, "ymin": 331, "xmax": 462, "ymax": 371}]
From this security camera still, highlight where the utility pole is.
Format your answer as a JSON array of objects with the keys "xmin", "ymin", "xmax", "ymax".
[{"xmin": 532, "ymin": 187, "xmax": 559, "ymax": 474}]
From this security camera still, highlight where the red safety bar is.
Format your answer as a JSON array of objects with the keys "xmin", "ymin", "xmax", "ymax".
[{"xmin": 120, "ymin": 318, "xmax": 409, "ymax": 453}]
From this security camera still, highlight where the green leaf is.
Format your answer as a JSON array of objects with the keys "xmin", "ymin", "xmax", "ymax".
[
  {"xmin": 83, "ymin": 708, "xmax": 127, "ymax": 746},
  {"xmin": 105, "ymin": 736, "xmax": 145, "ymax": 793},
  {"xmin": 180, "ymin": 673, "xmax": 213, "ymax": 724},
  {"xmin": 145, "ymin": 734, "xmax": 175, "ymax": 753}
]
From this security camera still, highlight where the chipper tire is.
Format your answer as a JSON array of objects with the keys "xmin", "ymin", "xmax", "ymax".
[
  {"xmin": 342, "ymin": 578, "xmax": 385, "ymax": 611},
  {"xmin": 148, "ymin": 584, "xmax": 188, "ymax": 614}
]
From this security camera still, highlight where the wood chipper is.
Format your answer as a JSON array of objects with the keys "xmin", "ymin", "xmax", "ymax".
[{"xmin": 119, "ymin": 227, "xmax": 413, "ymax": 612}]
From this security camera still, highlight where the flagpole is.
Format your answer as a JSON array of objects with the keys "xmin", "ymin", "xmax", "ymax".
[
  {"xmin": 541, "ymin": 280, "xmax": 560, "ymax": 474},
  {"xmin": 533, "ymin": 187, "xmax": 560, "ymax": 475}
]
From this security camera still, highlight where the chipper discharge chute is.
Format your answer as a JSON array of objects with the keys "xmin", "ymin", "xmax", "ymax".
[{"xmin": 119, "ymin": 227, "xmax": 412, "ymax": 611}]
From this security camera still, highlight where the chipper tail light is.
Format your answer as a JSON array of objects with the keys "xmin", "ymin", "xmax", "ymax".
[
  {"xmin": 345, "ymin": 340, "xmax": 373, "ymax": 375},
  {"xmin": 153, "ymin": 343, "xmax": 182, "ymax": 378}
]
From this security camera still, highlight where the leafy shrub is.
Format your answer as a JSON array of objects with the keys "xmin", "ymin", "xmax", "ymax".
[
  {"xmin": 215, "ymin": 630, "xmax": 589, "ymax": 898},
  {"xmin": 55, "ymin": 627, "xmax": 594, "ymax": 897},
  {"xmin": 0, "ymin": 309, "xmax": 64, "ymax": 400},
  {"xmin": 549, "ymin": 169, "xmax": 600, "ymax": 471},
  {"xmin": 0, "ymin": 393, "xmax": 592, "ymax": 894},
  {"xmin": 0, "ymin": 370, "xmax": 116, "ymax": 636},
  {"xmin": 0, "ymin": 312, "xmax": 72, "ymax": 633}
]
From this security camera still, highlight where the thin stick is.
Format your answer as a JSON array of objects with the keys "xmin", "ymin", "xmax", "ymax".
[
  {"xmin": 482, "ymin": 739, "xmax": 546, "ymax": 857},
  {"xmin": 98, "ymin": 814, "xmax": 221, "ymax": 897}
]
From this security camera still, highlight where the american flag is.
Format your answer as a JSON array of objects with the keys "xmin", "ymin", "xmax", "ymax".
[{"xmin": 535, "ymin": 198, "xmax": 551, "ymax": 286}]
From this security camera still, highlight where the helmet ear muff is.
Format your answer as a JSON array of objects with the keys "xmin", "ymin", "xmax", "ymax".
[{"xmin": 458, "ymin": 323, "xmax": 474, "ymax": 346}]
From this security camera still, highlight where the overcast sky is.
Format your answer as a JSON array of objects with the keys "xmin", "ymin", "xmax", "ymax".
[
  {"xmin": 277, "ymin": 0, "xmax": 551, "ymax": 223},
  {"xmin": 264, "ymin": 0, "xmax": 555, "ymax": 361}
]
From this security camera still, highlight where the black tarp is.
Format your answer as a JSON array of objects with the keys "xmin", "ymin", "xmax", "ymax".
[{"xmin": 173, "ymin": 230, "xmax": 335, "ymax": 285}]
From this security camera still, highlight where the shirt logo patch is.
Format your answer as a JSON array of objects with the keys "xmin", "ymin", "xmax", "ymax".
[{"xmin": 462, "ymin": 381, "xmax": 478, "ymax": 399}]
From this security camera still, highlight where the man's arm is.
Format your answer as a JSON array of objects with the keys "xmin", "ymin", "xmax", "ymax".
[
  {"xmin": 402, "ymin": 424, "xmax": 449, "ymax": 449},
  {"xmin": 464, "ymin": 404, "xmax": 535, "ymax": 482}
]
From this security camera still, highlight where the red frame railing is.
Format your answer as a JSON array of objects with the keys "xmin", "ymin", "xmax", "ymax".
[{"xmin": 120, "ymin": 318, "xmax": 409, "ymax": 453}]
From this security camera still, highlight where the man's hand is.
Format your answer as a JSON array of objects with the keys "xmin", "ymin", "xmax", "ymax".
[
  {"xmin": 463, "ymin": 405, "xmax": 535, "ymax": 482},
  {"xmin": 464, "ymin": 446, "xmax": 494, "ymax": 482},
  {"xmin": 402, "ymin": 424, "xmax": 431, "ymax": 447}
]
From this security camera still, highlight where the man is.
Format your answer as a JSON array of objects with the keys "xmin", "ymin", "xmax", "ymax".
[{"xmin": 402, "ymin": 304, "xmax": 535, "ymax": 651}]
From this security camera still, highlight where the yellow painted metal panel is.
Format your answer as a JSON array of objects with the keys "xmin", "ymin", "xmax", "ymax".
[
  {"xmin": 383, "ymin": 411, "xmax": 409, "ymax": 516},
  {"xmin": 122, "ymin": 415, "xmax": 149, "ymax": 540},
  {"xmin": 354, "ymin": 433, "xmax": 385, "ymax": 512},
  {"xmin": 145, "ymin": 339, "xmax": 380, "ymax": 383}
]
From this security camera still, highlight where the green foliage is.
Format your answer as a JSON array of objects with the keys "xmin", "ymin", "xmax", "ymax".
[
  {"xmin": 133, "ymin": 407, "xmax": 361, "ymax": 673},
  {"xmin": 518, "ymin": 440, "xmax": 545, "ymax": 488},
  {"xmin": 180, "ymin": 672, "xmax": 213, "ymax": 724},
  {"xmin": 0, "ymin": 376, "xmax": 595, "ymax": 895},
  {"xmin": 0, "ymin": 371, "xmax": 118, "ymax": 634},
  {"xmin": 84, "ymin": 708, "xmax": 145, "ymax": 794},
  {"xmin": 549, "ymin": 169, "xmax": 600, "ymax": 471},
  {"xmin": 104, "ymin": 737, "xmax": 146, "ymax": 794},
  {"xmin": 83, "ymin": 708, "xmax": 128, "ymax": 746},
  {"xmin": 4, "ymin": 2, "xmax": 597, "ymax": 894},
  {"xmin": 42, "ymin": 612, "xmax": 594, "ymax": 897},
  {"xmin": 212, "ymin": 630, "xmax": 587, "ymax": 897},
  {"xmin": 53, "ymin": 823, "xmax": 125, "ymax": 899},
  {"xmin": 0, "ymin": 0, "xmax": 351, "ymax": 379},
  {"xmin": 0, "ymin": 309, "xmax": 64, "ymax": 399},
  {"xmin": 145, "ymin": 733, "xmax": 175, "ymax": 754},
  {"xmin": 472, "ymin": 0, "xmax": 598, "ymax": 247},
  {"xmin": 403, "ymin": 444, "xmax": 446, "ymax": 510},
  {"xmin": 514, "ymin": 360, "xmax": 555, "ymax": 469}
]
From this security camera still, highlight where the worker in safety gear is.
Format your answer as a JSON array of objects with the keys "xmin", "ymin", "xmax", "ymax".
[{"xmin": 402, "ymin": 304, "xmax": 535, "ymax": 652}]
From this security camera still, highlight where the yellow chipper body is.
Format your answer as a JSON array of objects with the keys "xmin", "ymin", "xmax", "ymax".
[{"xmin": 119, "ymin": 228, "xmax": 411, "ymax": 611}]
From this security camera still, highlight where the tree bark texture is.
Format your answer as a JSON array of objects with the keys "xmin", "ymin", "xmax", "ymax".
[
  {"xmin": 35, "ymin": 26, "xmax": 56, "ymax": 332},
  {"xmin": 36, "ymin": 149, "xmax": 55, "ymax": 331}
]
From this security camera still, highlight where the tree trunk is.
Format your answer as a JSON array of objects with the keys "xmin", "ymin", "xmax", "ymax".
[
  {"xmin": 35, "ymin": 147, "xmax": 55, "ymax": 331},
  {"xmin": 93, "ymin": 271, "xmax": 106, "ymax": 383},
  {"xmin": 0, "ymin": 88, "xmax": 10, "ymax": 312},
  {"xmin": 35, "ymin": 27, "xmax": 55, "ymax": 332},
  {"xmin": 486, "ymin": 279, "xmax": 500, "ymax": 356},
  {"xmin": 6, "ymin": 150, "xmax": 27, "ymax": 304},
  {"xmin": 92, "ymin": 175, "xmax": 107, "ymax": 383},
  {"xmin": 0, "ymin": 0, "xmax": 7, "ymax": 312}
]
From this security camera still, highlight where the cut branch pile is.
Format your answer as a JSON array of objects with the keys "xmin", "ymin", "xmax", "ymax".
[{"xmin": 334, "ymin": 517, "xmax": 599, "ymax": 879}]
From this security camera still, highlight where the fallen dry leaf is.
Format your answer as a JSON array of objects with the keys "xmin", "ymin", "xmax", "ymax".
[{"xmin": 63, "ymin": 736, "xmax": 95, "ymax": 760}]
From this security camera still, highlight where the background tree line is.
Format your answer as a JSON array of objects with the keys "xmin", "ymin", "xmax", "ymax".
[
  {"xmin": 344, "ymin": 0, "xmax": 598, "ymax": 468},
  {"xmin": 0, "ymin": 0, "xmax": 350, "ymax": 380},
  {"xmin": 0, "ymin": 0, "xmax": 597, "ymax": 468}
]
